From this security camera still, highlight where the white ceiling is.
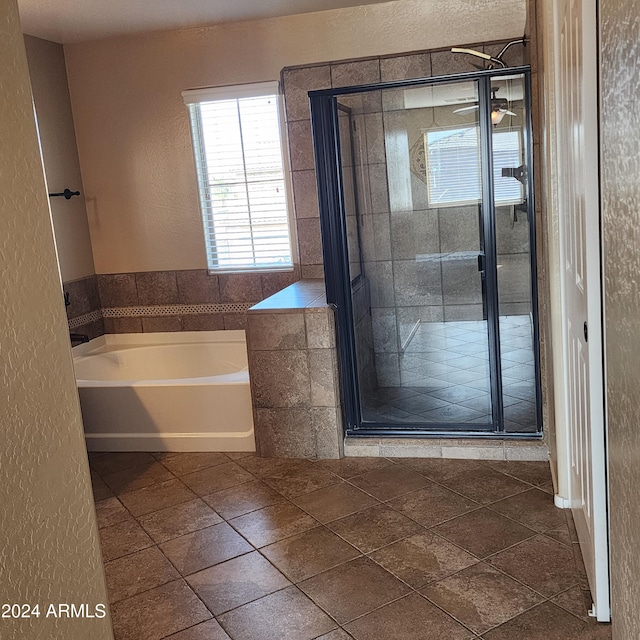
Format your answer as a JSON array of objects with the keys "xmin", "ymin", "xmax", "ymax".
[{"xmin": 18, "ymin": 0, "xmax": 398, "ymax": 44}]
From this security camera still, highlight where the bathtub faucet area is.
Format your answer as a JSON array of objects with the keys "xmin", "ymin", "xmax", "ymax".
[{"xmin": 70, "ymin": 332, "xmax": 90, "ymax": 344}]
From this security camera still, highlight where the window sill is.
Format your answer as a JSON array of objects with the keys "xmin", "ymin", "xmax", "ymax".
[{"xmin": 206, "ymin": 265, "xmax": 295, "ymax": 276}]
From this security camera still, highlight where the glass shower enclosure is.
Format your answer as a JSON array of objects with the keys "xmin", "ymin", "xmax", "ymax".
[{"xmin": 310, "ymin": 67, "xmax": 541, "ymax": 437}]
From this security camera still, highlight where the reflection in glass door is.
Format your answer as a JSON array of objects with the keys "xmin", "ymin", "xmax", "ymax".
[
  {"xmin": 310, "ymin": 68, "xmax": 541, "ymax": 436},
  {"xmin": 490, "ymin": 74, "xmax": 541, "ymax": 432}
]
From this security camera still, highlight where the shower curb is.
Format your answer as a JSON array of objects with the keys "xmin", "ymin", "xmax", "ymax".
[{"xmin": 343, "ymin": 437, "xmax": 549, "ymax": 461}]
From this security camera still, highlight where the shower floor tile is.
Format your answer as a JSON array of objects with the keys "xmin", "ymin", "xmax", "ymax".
[
  {"xmin": 362, "ymin": 317, "xmax": 537, "ymax": 430},
  {"xmin": 89, "ymin": 453, "xmax": 609, "ymax": 640}
]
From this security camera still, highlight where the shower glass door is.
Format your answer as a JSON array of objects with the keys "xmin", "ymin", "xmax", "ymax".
[{"xmin": 310, "ymin": 68, "xmax": 541, "ymax": 436}]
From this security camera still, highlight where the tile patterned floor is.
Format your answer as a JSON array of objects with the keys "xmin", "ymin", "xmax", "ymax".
[
  {"xmin": 362, "ymin": 317, "xmax": 538, "ymax": 432},
  {"xmin": 90, "ymin": 453, "xmax": 611, "ymax": 640}
]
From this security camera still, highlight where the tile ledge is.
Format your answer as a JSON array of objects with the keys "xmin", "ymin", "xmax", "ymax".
[{"xmin": 249, "ymin": 279, "xmax": 327, "ymax": 312}]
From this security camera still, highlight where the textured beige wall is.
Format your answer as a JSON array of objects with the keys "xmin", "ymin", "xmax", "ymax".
[
  {"xmin": 24, "ymin": 35, "xmax": 95, "ymax": 283},
  {"xmin": 0, "ymin": 1, "xmax": 112, "ymax": 638},
  {"xmin": 600, "ymin": 0, "xmax": 640, "ymax": 636},
  {"xmin": 536, "ymin": 0, "xmax": 567, "ymax": 498},
  {"xmin": 64, "ymin": 0, "xmax": 525, "ymax": 274}
]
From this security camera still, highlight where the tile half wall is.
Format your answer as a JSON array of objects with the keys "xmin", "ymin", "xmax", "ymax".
[{"xmin": 63, "ymin": 268, "xmax": 301, "ymax": 337}]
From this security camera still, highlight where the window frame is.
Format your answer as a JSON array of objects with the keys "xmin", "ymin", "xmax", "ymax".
[
  {"xmin": 182, "ymin": 81, "xmax": 296, "ymax": 274},
  {"xmin": 424, "ymin": 124, "xmax": 524, "ymax": 209}
]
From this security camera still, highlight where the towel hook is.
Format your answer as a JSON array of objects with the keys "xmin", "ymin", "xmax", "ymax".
[{"xmin": 49, "ymin": 188, "xmax": 81, "ymax": 200}]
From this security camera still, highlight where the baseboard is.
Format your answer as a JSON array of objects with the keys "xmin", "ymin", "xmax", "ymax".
[
  {"xmin": 554, "ymin": 494, "xmax": 572, "ymax": 509},
  {"xmin": 85, "ymin": 431, "xmax": 256, "ymax": 452}
]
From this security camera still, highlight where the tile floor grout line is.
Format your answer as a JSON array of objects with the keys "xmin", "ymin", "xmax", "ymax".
[
  {"xmin": 203, "ymin": 583, "xmax": 295, "ymax": 626},
  {"xmin": 547, "ymin": 585, "xmax": 599, "ymax": 625},
  {"xmin": 156, "ymin": 459, "xmax": 235, "ymax": 478},
  {"xmin": 100, "ymin": 537, "xmax": 157, "ymax": 567},
  {"xmin": 386, "ymin": 457, "xmax": 542, "ymax": 499},
  {"xmin": 318, "ymin": 468, "xmax": 546, "ymax": 559},
  {"xmin": 428, "ymin": 591, "xmax": 550, "ymax": 639},
  {"xmin": 117, "ymin": 541, "xmax": 298, "ymax": 627},
  {"xmin": 426, "ymin": 478, "xmax": 534, "ymax": 508},
  {"xmin": 113, "ymin": 470, "xmax": 200, "ymax": 506},
  {"xmin": 477, "ymin": 554, "xmax": 581, "ymax": 603},
  {"xmin": 99, "ymin": 468, "xmax": 179, "ymax": 494},
  {"xmin": 107, "ymin": 571, "xmax": 183, "ymax": 608},
  {"xmin": 157, "ymin": 615, "xmax": 214, "ymax": 640},
  {"xmin": 338, "ymin": 472, "xmax": 489, "ymax": 535},
  {"xmin": 409, "ymin": 589, "xmax": 493, "ymax": 638},
  {"xmin": 91, "ymin": 451, "xmax": 187, "ymax": 474},
  {"xmin": 476, "ymin": 459, "xmax": 553, "ymax": 484},
  {"xmin": 221, "ymin": 496, "xmax": 334, "ymax": 553},
  {"xmin": 111, "ymin": 576, "xmax": 214, "ymax": 638},
  {"xmin": 94, "ymin": 453, "xmax": 599, "ymax": 639},
  {"xmin": 482, "ymin": 504, "xmax": 572, "ymax": 541},
  {"xmin": 253, "ymin": 524, "xmax": 364, "ymax": 583},
  {"xmin": 95, "ymin": 493, "xmax": 138, "ymax": 527},
  {"xmin": 134, "ymin": 498, "xmax": 226, "ymax": 543}
]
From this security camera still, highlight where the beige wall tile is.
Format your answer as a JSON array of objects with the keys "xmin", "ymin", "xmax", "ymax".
[
  {"xmin": 98, "ymin": 273, "xmax": 138, "ymax": 307},
  {"xmin": 292, "ymin": 170, "xmax": 320, "ymax": 219},
  {"xmin": 104, "ymin": 316, "xmax": 143, "ymax": 333},
  {"xmin": 182, "ymin": 314, "xmax": 225, "ymax": 331},
  {"xmin": 441, "ymin": 444, "xmax": 506, "ymax": 461},
  {"xmin": 261, "ymin": 269, "xmax": 300, "ymax": 298},
  {"xmin": 504, "ymin": 443, "xmax": 549, "ymax": 462},
  {"xmin": 302, "ymin": 265, "xmax": 325, "ymax": 279},
  {"xmin": 247, "ymin": 313, "xmax": 307, "ymax": 351},
  {"xmin": 282, "ymin": 65, "xmax": 331, "ymax": 122},
  {"xmin": 249, "ymin": 350, "xmax": 311, "ymax": 408},
  {"xmin": 312, "ymin": 407, "xmax": 344, "ymax": 459},
  {"xmin": 222, "ymin": 313, "xmax": 247, "ymax": 330},
  {"xmin": 287, "ymin": 120, "xmax": 315, "ymax": 171},
  {"xmin": 380, "ymin": 53, "xmax": 432, "ymax": 82},
  {"xmin": 297, "ymin": 217, "xmax": 323, "ymax": 266},
  {"xmin": 254, "ymin": 408, "xmax": 315, "ymax": 457},
  {"xmin": 305, "ymin": 309, "xmax": 335, "ymax": 349},
  {"xmin": 136, "ymin": 271, "xmax": 178, "ymax": 305},
  {"xmin": 219, "ymin": 273, "xmax": 263, "ymax": 303},
  {"xmin": 176, "ymin": 270, "xmax": 220, "ymax": 304},
  {"xmin": 389, "ymin": 209, "xmax": 439, "ymax": 261},
  {"xmin": 431, "ymin": 50, "xmax": 483, "ymax": 76},
  {"xmin": 142, "ymin": 316, "xmax": 183, "ymax": 332},
  {"xmin": 343, "ymin": 441, "xmax": 382, "ymax": 457},
  {"xmin": 309, "ymin": 349, "xmax": 338, "ymax": 407}
]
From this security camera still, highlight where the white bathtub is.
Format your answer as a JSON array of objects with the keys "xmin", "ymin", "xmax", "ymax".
[{"xmin": 72, "ymin": 331, "xmax": 255, "ymax": 452}]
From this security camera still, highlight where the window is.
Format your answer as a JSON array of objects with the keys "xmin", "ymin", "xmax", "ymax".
[
  {"xmin": 424, "ymin": 126, "xmax": 523, "ymax": 207},
  {"xmin": 183, "ymin": 82, "xmax": 293, "ymax": 272}
]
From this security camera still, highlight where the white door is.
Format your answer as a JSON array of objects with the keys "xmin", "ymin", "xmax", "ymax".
[{"xmin": 554, "ymin": 0, "xmax": 610, "ymax": 622}]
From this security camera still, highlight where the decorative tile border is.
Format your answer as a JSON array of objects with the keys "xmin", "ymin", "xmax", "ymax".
[
  {"xmin": 68, "ymin": 309, "xmax": 103, "ymax": 329},
  {"xmin": 67, "ymin": 303, "xmax": 256, "ymax": 330},
  {"xmin": 102, "ymin": 302, "xmax": 255, "ymax": 318}
]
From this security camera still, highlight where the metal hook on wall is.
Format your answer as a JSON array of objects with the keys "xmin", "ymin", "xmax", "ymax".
[{"xmin": 48, "ymin": 188, "xmax": 81, "ymax": 200}]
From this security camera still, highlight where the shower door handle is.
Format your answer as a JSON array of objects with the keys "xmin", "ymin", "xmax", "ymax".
[{"xmin": 477, "ymin": 253, "xmax": 486, "ymax": 273}]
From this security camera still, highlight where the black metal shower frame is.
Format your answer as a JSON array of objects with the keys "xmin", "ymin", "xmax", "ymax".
[{"xmin": 309, "ymin": 66, "xmax": 543, "ymax": 439}]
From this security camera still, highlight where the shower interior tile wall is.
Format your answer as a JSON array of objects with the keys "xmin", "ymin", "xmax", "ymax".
[{"xmin": 281, "ymin": 40, "xmax": 526, "ymax": 388}]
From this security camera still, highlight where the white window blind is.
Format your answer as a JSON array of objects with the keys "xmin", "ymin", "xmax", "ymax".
[
  {"xmin": 424, "ymin": 127, "xmax": 523, "ymax": 208},
  {"xmin": 183, "ymin": 82, "xmax": 293, "ymax": 272}
]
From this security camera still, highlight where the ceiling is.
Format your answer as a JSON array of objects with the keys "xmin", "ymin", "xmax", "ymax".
[{"xmin": 18, "ymin": 0, "xmax": 398, "ymax": 44}]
